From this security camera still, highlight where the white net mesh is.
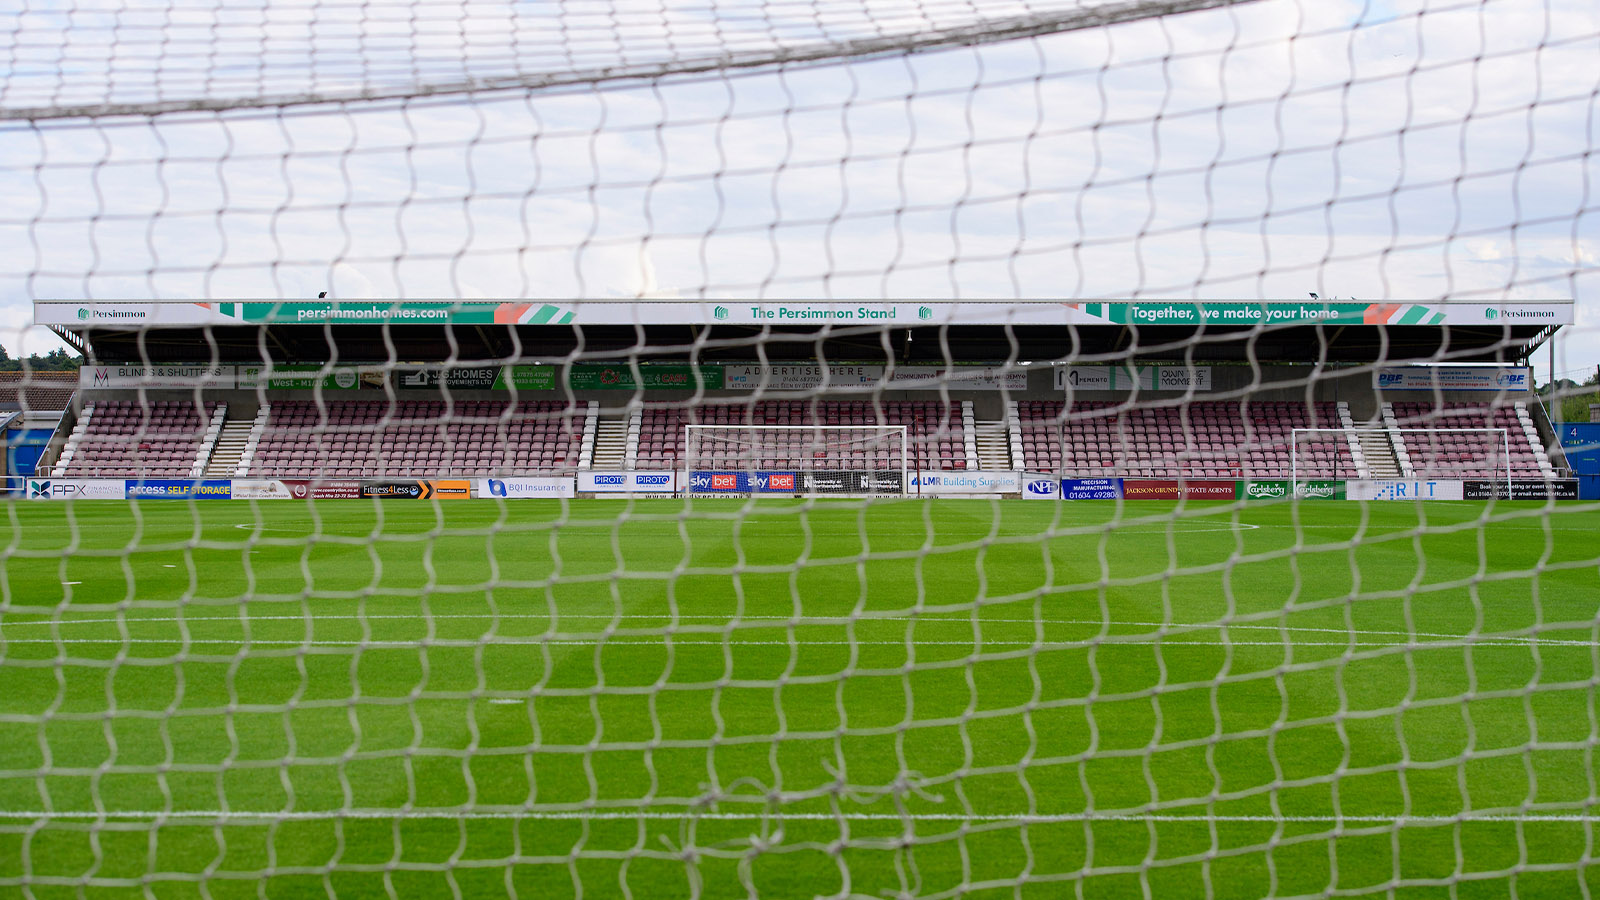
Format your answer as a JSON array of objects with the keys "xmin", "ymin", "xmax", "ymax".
[{"xmin": 3, "ymin": 0, "xmax": 1600, "ymax": 896}]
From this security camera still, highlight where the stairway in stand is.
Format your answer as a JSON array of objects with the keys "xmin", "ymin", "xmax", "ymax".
[
  {"xmin": 1358, "ymin": 431, "xmax": 1401, "ymax": 478},
  {"xmin": 973, "ymin": 422, "xmax": 1011, "ymax": 470},
  {"xmin": 591, "ymin": 417, "xmax": 628, "ymax": 469},
  {"xmin": 204, "ymin": 419, "xmax": 255, "ymax": 477}
]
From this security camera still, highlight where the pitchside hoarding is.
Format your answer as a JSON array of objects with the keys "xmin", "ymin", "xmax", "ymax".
[
  {"xmin": 907, "ymin": 471, "xmax": 1019, "ymax": 494},
  {"xmin": 1122, "ymin": 480, "xmax": 1235, "ymax": 500},
  {"xmin": 478, "ymin": 477, "xmax": 576, "ymax": 498},
  {"xmin": 1347, "ymin": 480, "xmax": 1465, "ymax": 500},
  {"xmin": 1461, "ymin": 480, "xmax": 1578, "ymax": 500},
  {"xmin": 582, "ymin": 471, "xmax": 678, "ymax": 493},
  {"xmin": 125, "ymin": 480, "xmax": 233, "ymax": 499},
  {"xmin": 25, "ymin": 479, "xmax": 125, "ymax": 500}
]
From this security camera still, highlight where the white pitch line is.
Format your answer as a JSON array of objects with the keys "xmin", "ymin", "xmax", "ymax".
[
  {"xmin": 1, "ymin": 809, "xmax": 1596, "ymax": 824},
  {"xmin": 2, "ymin": 614, "xmax": 1590, "ymax": 648},
  {"xmin": 1, "ymin": 638, "xmax": 1589, "ymax": 649}
]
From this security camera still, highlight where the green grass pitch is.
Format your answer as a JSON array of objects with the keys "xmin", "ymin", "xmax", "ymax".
[{"xmin": 2, "ymin": 497, "xmax": 1598, "ymax": 898}]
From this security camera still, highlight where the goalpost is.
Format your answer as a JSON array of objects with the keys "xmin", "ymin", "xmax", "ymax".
[
  {"xmin": 1292, "ymin": 426, "xmax": 1514, "ymax": 494},
  {"xmin": 683, "ymin": 424, "xmax": 908, "ymax": 496}
]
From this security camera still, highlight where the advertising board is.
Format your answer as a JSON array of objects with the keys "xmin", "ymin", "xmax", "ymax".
[
  {"xmin": 1021, "ymin": 476, "xmax": 1059, "ymax": 499},
  {"xmin": 907, "ymin": 471, "xmax": 1020, "ymax": 494},
  {"xmin": 1294, "ymin": 481, "xmax": 1346, "ymax": 500},
  {"xmin": 478, "ymin": 477, "xmax": 576, "ymax": 499},
  {"xmin": 283, "ymin": 480, "xmax": 364, "ymax": 499},
  {"xmin": 1062, "ymin": 478, "xmax": 1122, "ymax": 500},
  {"xmin": 582, "ymin": 471, "xmax": 678, "ymax": 493},
  {"xmin": 1347, "ymin": 480, "xmax": 1465, "ymax": 500},
  {"xmin": 1374, "ymin": 366, "xmax": 1531, "ymax": 392},
  {"xmin": 429, "ymin": 480, "xmax": 472, "ymax": 499},
  {"xmin": 884, "ymin": 366, "xmax": 1028, "ymax": 391},
  {"xmin": 232, "ymin": 479, "xmax": 298, "ymax": 499},
  {"xmin": 1055, "ymin": 365, "xmax": 1213, "ymax": 392},
  {"xmin": 1123, "ymin": 480, "xmax": 1236, "ymax": 500},
  {"xmin": 25, "ymin": 479, "xmax": 125, "ymax": 500},
  {"xmin": 688, "ymin": 471, "xmax": 751, "ymax": 493},
  {"xmin": 724, "ymin": 365, "xmax": 884, "ymax": 391},
  {"xmin": 568, "ymin": 364, "xmax": 723, "ymax": 391},
  {"xmin": 753, "ymin": 472, "xmax": 798, "ymax": 493},
  {"xmin": 1462, "ymin": 480, "xmax": 1578, "ymax": 500},
  {"xmin": 125, "ymin": 480, "xmax": 233, "ymax": 499},
  {"xmin": 81, "ymin": 364, "xmax": 236, "ymax": 390},
  {"xmin": 236, "ymin": 364, "xmax": 362, "ymax": 391},
  {"xmin": 360, "ymin": 481, "xmax": 428, "ymax": 499}
]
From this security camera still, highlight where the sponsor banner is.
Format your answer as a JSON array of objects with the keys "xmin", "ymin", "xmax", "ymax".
[
  {"xmin": 724, "ymin": 365, "xmax": 885, "ymax": 391},
  {"xmin": 885, "ymin": 366, "xmax": 1028, "ymax": 391},
  {"xmin": 1022, "ymin": 475, "xmax": 1059, "ymax": 499},
  {"xmin": 582, "ymin": 471, "xmax": 678, "ymax": 492},
  {"xmin": 491, "ymin": 365, "xmax": 557, "ymax": 391},
  {"xmin": 1462, "ymin": 479, "xmax": 1579, "ymax": 500},
  {"xmin": 37, "ymin": 300, "xmax": 1576, "ymax": 328},
  {"xmin": 125, "ymin": 479, "xmax": 233, "ymax": 499},
  {"xmin": 799, "ymin": 471, "xmax": 853, "ymax": 493},
  {"xmin": 1062, "ymin": 478, "xmax": 1122, "ymax": 500},
  {"xmin": 430, "ymin": 479, "xmax": 472, "ymax": 499},
  {"xmin": 857, "ymin": 471, "xmax": 906, "ymax": 495},
  {"xmin": 688, "ymin": 471, "xmax": 751, "ymax": 492},
  {"xmin": 908, "ymin": 471, "xmax": 1020, "ymax": 494},
  {"xmin": 567, "ymin": 364, "xmax": 724, "ymax": 391},
  {"xmin": 25, "ymin": 478, "xmax": 125, "ymax": 500},
  {"xmin": 1347, "ymin": 480, "xmax": 1465, "ymax": 500},
  {"xmin": 479, "ymin": 477, "xmax": 575, "ymax": 499},
  {"xmin": 1123, "ymin": 480, "xmax": 1180, "ymax": 499},
  {"xmin": 1123, "ymin": 480, "xmax": 1236, "ymax": 500},
  {"xmin": 1374, "ymin": 366, "xmax": 1531, "ymax": 392},
  {"xmin": 1294, "ymin": 481, "xmax": 1346, "ymax": 500},
  {"xmin": 753, "ymin": 471, "xmax": 798, "ymax": 493},
  {"xmin": 237, "ymin": 364, "xmax": 363, "ymax": 391},
  {"xmin": 232, "ymin": 479, "xmax": 297, "ymax": 499},
  {"xmin": 1239, "ymin": 480, "xmax": 1290, "ymax": 500},
  {"xmin": 1055, "ymin": 365, "xmax": 1212, "ymax": 392},
  {"xmin": 283, "ymin": 479, "xmax": 363, "ymax": 499},
  {"xmin": 392, "ymin": 366, "xmax": 502, "ymax": 391},
  {"xmin": 360, "ymin": 480, "xmax": 430, "ymax": 499},
  {"xmin": 81, "ymin": 364, "xmax": 235, "ymax": 390}
]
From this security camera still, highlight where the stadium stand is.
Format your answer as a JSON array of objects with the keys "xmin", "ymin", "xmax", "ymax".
[
  {"xmin": 630, "ymin": 400, "xmax": 972, "ymax": 470},
  {"xmin": 242, "ymin": 399, "xmax": 594, "ymax": 478},
  {"xmin": 54, "ymin": 399, "xmax": 221, "ymax": 478},
  {"xmin": 1016, "ymin": 400, "xmax": 1361, "ymax": 479},
  {"xmin": 1386, "ymin": 400, "xmax": 1551, "ymax": 479}
]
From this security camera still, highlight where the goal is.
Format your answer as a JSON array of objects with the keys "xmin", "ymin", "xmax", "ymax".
[
  {"xmin": 684, "ymin": 424, "xmax": 908, "ymax": 496},
  {"xmin": 1292, "ymin": 426, "xmax": 1514, "ymax": 491}
]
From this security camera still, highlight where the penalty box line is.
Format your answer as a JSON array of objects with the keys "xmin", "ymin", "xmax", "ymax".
[
  {"xmin": 3, "ymin": 614, "xmax": 1592, "ymax": 648},
  {"xmin": 1, "ymin": 809, "xmax": 1598, "ymax": 824}
]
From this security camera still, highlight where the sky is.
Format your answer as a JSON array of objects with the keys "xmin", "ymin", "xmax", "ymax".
[{"xmin": 1, "ymin": 0, "xmax": 1596, "ymax": 381}]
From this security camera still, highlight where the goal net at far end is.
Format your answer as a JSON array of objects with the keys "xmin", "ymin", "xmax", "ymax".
[{"xmin": 685, "ymin": 425, "xmax": 907, "ymax": 496}]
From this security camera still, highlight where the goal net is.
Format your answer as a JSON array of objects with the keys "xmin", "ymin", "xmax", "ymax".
[
  {"xmin": 685, "ymin": 424, "xmax": 908, "ymax": 496},
  {"xmin": 5, "ymin": 0, "xmax": 1599, "ymax": 897}
]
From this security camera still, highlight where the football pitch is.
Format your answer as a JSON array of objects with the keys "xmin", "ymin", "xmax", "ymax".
[{"xmin": 2, "ymin": 497, "xmax": 1598, "ymax": 898}]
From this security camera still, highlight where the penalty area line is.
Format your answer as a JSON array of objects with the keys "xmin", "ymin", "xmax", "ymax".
[{"xmin": 1, "ymin": 810, "xmax": 1597, "ymax": 824}]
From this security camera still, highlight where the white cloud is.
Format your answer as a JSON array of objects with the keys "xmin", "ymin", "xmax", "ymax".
[{"xmin": 0, "ymin": 0, "xmax": 1594, "ymax": 369}]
